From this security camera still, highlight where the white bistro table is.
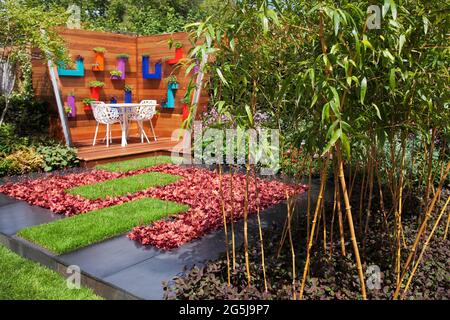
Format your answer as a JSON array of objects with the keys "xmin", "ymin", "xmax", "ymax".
[{"xmin": 103, "ymin": 103, "xmax": 158, "ymax": 147}]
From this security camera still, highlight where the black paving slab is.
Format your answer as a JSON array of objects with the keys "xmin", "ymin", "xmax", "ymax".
[
  {"xmin": 59, "ymin": 235, "xmax": 162, "ymax": 278},
  {"xmin": 0, "ymin": 175, "xmax": 325, "ymax": 300},
  {"xmin": 0, "ymin": 193, "xmax": 17, "ymax": 207},
  {"xmin": 0, "ymin": 200, "xmax": 63, "ymax": 236}
]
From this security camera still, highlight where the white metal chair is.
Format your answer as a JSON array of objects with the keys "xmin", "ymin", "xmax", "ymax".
[
  {"xmin": 91, "ymin": 101, "xmax": 122, "ymax": 147},
  {"xmin": 127, "ymin": 100, "xmax": 157, "ymax": 143}
]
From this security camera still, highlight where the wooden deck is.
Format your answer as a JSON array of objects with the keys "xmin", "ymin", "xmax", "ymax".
[{"xmin": 75, "ymin": 136, "xmax": 179, "ymax": 167}]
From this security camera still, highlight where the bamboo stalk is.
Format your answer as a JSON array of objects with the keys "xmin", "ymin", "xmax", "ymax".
[
  {"xmin": 218, "ymin": 164, "xmax": 231, "ymax": 286},
  {"xmin": 329, "ymin": 176, "xmax": 338, "ymax": 258},
  {"xmin": 400, "ymin": 196, "xmax": 450, "ymax": 299},
  {"xmin": 286, "ymin": 192, "xmax": 297, "ymax": 299},
  {"xmin": 334, "ymin": 160, "xmax": 346, "ymax": 256},
  {"xmin": 336, "ymin": 144, "xmax": 367, "ymax": 300},
  {"xmin": 395, "ymin": 139, "xmax": 406, "ymax": 287},
  {"xmin": 363, "ymin": 146, "xmax": 375, "ymax": 252},
  {"xmin": 230, "ymin": 164, "xmax": 236, "ymax": 269},
  {"xmin": 393, "ymin": 161, "xmax": 450, "ymax": 299},
  {"xmin": 306, "ymin": 162, "xmax": 312, "ymax": 244},
  {"xmin": 444, "ymin": 209, "xmax": 450, "ymax": 241},
  {"xmin": 244, "ymin": 160, "xmax": 251, "ymax": 286},
  {"xmin": 298, "ymin": 157, "xmax": 328, "ymax": 299},
  {"xmin": 253, "ymin": 166, "xmax": 268, "ymax": 292}
]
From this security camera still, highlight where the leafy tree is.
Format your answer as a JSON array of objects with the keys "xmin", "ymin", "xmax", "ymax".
[{"xmin": 0, "ymin": 0, "xmax": 68, "ymax": 125}]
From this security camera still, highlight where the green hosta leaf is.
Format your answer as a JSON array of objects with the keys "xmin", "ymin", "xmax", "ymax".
[{"xmin": 360, "ymin": 77, "xmax": 367, "ymax": 104}]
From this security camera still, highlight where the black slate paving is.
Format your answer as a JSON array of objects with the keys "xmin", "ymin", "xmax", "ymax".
[
  {"xmin": 59, "ymin": 235, "xmax": 162, "ymax": 278},
  {"xmin": 0, "ymin": 176, "xmax": 325, "ymax": 300},
  {"xmin": 0, "ymin": 198, "xmax": 63, "ymax": 236}
]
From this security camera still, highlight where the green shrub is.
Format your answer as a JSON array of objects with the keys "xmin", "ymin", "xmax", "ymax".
[
  {"xmin": 0, "ymin": 124, "xmax": 29, "ymax": 154},
  {"xmin": 36, "ymin": 144, "xmax": 79, "ymax": 172},
  {"xmin": 0, "ymin": 96, "xmax": 49, "ymax": 137},
  {"xmin": 4, "ymin": 147, "xmax": 44, "ymax": 175},
  {"xmin": 0, "ymin": 157, "xmax": 13, "ymax": 176}
]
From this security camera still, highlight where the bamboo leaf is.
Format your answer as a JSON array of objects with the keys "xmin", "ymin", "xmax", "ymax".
[
  {"xmin": 390, "ymin": 0, "xmax": 397, "ymax": 20},
  {"xmin": 245, "ymin": 104, "xmax": 254, "ymax": 126},
  {"xmin": 322, "ymin": 102, "xmax": 330, "ymax": 123},
  {"xmin": 372, "ymin": 103, "xmax": 382, "ymax": 120},
  {"xmin": 216, "ymin": 68, "xmax": 229, "ymax": 86},
  {"xmin": 341, "ymin": 132, "xmax": 351, "ymax": 158},
  {"xmin": 360, "ymin": 77, "xmax": 367, "ymax": 104},
  {"xmin": 333, "ymin": 11, "xmax": 340, "ymax": 36},
  {"xmin": 322, "ymin": 128, "xmax": 342, "ymax": 156},
  {"xmin": 423, "ymin": 16, "xmax": 430, "ymax": 35},
  {"xmin": 389, "ymin": 68, "xmax": 396, "ymax": 90},
  {"xmin": 398, "ymin": 34, "xmax": 406, "ymax": 55},
  {"xmin": 382, "ymin": 0, "xmax": 390, "ymax": 18}
]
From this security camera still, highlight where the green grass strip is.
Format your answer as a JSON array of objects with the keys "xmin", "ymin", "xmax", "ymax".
[
  {"xmin": 66, "ymin": 172, "xmax": 181, "ymax": 200},
  {"xmin": 95, "ymin": 155, "xmax": 179, "ymax": 172},
  {"xmin": 0, "ymin": 245, "xmax": 102, "ymax": 300},
  {"xmin": 18, "ymin": 198, "xmax": 189, "ymax": 255}
]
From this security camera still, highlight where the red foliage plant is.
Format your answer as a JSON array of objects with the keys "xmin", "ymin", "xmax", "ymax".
[{"xmin": 0, "ymin": 165, "xmax": 306, "ymax": 249}]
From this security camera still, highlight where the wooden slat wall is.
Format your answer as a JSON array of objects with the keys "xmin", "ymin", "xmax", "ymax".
[{"xmin": 31, "ymin": 28, "xmax": 209, "ymax": 145}]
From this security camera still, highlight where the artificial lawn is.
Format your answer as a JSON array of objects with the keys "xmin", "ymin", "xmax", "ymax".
[
  {"xmin": 95, "ymin": 155, "xmax": 179, "ymax": 172},
  {"xmin": 0, "ymin": 245, "xmax": 101, "ymax": 300},
  {"xmin": 18, "ymin": 198, "xmax": 189, "ymax": 255},
  {"xmin": 66, "ymin": 171, "xmax": 181, "ymax": 200}
]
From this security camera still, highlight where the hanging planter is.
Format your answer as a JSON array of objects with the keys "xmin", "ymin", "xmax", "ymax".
[
  {"xmin": 142, "ymin": 55, "xmax": 162, "ymax": 79},
  {"xmin": 164, "ymin": 76, "xmax": 178, "ymax": 108},
  {"xmin": 109, "ymin": 69, "xmax": 123, "ymax": 80},
  {"xmin": 57, "ymin": 55, "xmax": 85, "ymax": 77},
  {"xmin": 92, "ymin": 47, "xmax": 106, "ymax": 71},
  {"xmin": 89, "ymin": 81, "xmax": 105, "ymax": 101},
  {"xmin": 166, "ymin": 42, "xmax": 183, "ymax": 65},
  {"xmin": 116, "ymin": 54, "xmax": 128, "ymax": 80},
  {"xmin": 82, "ymin": 98, "xmax": 95, "ymax": 111},
  {"xmin": 181, "ymin": 97, "xmax": 190, "ymax": 121},
  {"xmin": 66, "ymin": 93, "xmax": 76, "ymax": 118},
  {"xmin": 124, "ymin": 84, "xmax": 133, "ymax": 103}
]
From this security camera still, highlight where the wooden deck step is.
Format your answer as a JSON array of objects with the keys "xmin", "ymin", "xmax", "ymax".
[{"xmin": 76, "ymin": 137, "xmax": 180, "ymax": 167}]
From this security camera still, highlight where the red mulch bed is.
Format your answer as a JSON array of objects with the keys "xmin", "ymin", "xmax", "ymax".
[{"xmin": 0, "ymin": 165, "xmax": 306, "ymax": 249}]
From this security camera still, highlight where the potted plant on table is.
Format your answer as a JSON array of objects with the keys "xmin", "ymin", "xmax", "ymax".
[
  {"xmin": 88, "ymin": 81, "xmax": 105, "ymax": 101},
  {"xmin": 124, "ymin": 84, "xmax": 133, "ymax": 103},
  {"xmin": 92, "ymin": 47, "xmax": 106, "ymax": 71},
  {"xmin": 110, "ymin": 69, "xmax": 123, "ymax": 80}
]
